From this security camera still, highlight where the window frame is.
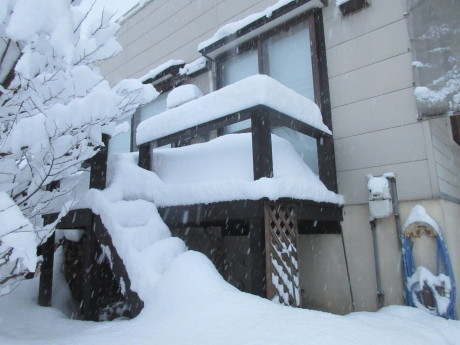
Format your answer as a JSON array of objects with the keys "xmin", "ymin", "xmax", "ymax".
[
  {"xmin": 451, "ymin": 115, "xmax": 460, "ymax": 146},
  {"xmin": 215, "ymin": 10, "xmax": 337, "ymax": 192},
  {"xmin": 216, "ymin": 13, "xmax": 321, "ymax": 109}
]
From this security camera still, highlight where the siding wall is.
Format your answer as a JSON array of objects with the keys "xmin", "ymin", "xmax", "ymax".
[
  {"xmin": 100, "ymin": 0, "xmax": 277, "ymax": 85},
  {"xmin": 429, "ymin": 117, "xmax": 460, "ymax": 202},
  {"xmin": 323, "ymin": 1, "xmax": 435, "ymax": 205}
]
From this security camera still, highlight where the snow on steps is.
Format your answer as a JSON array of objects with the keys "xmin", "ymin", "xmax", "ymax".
[{"xmin": 83, "ymin": 154, "xmax": 187, "ymax": 310}]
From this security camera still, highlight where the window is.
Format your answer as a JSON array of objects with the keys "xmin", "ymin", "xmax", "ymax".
[{"xmin": 217, "ymin": 15, "xmax": 320, "ymax": 173}]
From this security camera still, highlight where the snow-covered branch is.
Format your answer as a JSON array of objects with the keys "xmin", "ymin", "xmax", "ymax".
[{"xmin": 0, "ymin": 0, "xmax": 156, "ymax": 293}]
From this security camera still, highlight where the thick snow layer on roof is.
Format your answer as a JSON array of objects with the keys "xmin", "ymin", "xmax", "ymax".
[
  {"xmin": 166, "ymin": 84, "xmax": 203, "ymax": 109},
  {"xmin": 179, "ymin": 57, "xmax": 208, "ymax": 76},
  {"xmin": 403, "ymin": 205, "xmax": 442, "ymax": 236},
  {"xmin": 198, "ymin": 0, "xmax": 324, "ymax": 51},
  {"xmin": 137, "ymin": 74, "xmax": 330, "ymax": 145},
  {"xmin": 138, "ymin": 59, "xmax": 184, "ymax": 82}
]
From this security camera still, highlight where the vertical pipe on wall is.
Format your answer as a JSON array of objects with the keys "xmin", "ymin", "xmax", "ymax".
[{"xmin": 370, "ymin": 219, "xmax": 385, "ymax": 309}]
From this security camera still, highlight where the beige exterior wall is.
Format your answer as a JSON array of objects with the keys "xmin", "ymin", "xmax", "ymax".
[
  {"xmin": 339, "ymin": 199, "xmax": 460, "ymax": 314},
  {"xmin": 323, "ymin": 0, "xmax": 437, "ymax": 205},
  {"xmin": 100, "ymin": 0, "xmax": 278, "ymax": 85},
  {"xmin": 428, "ymin": 117, "xmax": 460, "ymax": 202},
  {"xmin": 98, "ymin": 0, "xmax": 460, "ymax": 316}
]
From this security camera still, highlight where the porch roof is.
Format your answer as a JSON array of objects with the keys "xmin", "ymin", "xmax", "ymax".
[{"xmin": 136, "ymin": 74, "xmax": 331, "ymax": 146}]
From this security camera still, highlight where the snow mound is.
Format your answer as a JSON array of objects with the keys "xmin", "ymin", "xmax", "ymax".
[
  {"xmin": 166, "ymin": 84, "xmax": 203, "ymax": 109},
  {"xmin": 151, "ymin": 133, "xmax": 343, "ymax": 205},
  {"xmin": 403, "ymin": 205, "xmax": 441, "ymax": 236}
]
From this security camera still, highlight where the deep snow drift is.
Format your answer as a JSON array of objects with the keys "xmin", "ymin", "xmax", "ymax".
[
  {"xmin": 1, "ymin": 152, "xmax": 459, "ymax": 345},
  {"xmin": 1, "ymin": 257, "xmax": 460, "ymax": 345}
]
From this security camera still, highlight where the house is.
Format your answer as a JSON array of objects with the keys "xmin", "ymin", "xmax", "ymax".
[{"xmin": 40, "ymin": 0, "xmax": 460, "ymax": 320}]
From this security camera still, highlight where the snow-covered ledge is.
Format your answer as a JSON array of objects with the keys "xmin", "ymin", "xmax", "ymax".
[
  {"xmin": 197, "ymin": 0, "xmax": 326, "ymax": 58},
  {"xmin": 136, "ymin": 74, "xmax": 330, "ymax": 146}
]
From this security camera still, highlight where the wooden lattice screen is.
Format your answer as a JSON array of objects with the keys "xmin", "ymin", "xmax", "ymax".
[{"xmin": 264, "ymin": 202, "xmax": 301, "ymax": 307}]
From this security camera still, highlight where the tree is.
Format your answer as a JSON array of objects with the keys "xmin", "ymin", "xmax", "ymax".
[{"xmin": 0, "ymin": 0, "xmax": 156, "ymax": 295}]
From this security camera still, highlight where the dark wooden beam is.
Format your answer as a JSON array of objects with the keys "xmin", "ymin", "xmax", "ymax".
[
  {"xmin": 138, "ymin": 143, "xmax": 151, "ymax": 170},
  {"xmin": 298, "ymin": 220, "xmax": 342, "ymax": 234},
  {"xmin": 81, "ymin": 219, "xmax": 99, "ymax": 321},
  {"xmin": 92, "ymin": 215, "xmax": 144, "ymax": 317},
  {"xmin": 251, "ymin": 108, "xmax": 273, "ymax": 180},
  {"xmin": 150, "ymin": 110, "xmax": 252, "ymax": 148},
  {"xmin": 159, "ymin": 200, "xmax": 264, "ymax": 228},
  {"xmin": 313, "ymin": 10, "xmax": 338, "ymax": 193},
  {"xmin": 269, "ymin": 110, "xmax": 330, "ymax": 139},
  {"xmin": 90, "ymin": 134, "xmax": 109, "ymax": 190},
  {"xmin": 38, "ymin": 232, "xmax": 55, "ymax": 307},
  {"xmin": 248, "ymin": 217, "xmax": 266, "ymax": 297}
]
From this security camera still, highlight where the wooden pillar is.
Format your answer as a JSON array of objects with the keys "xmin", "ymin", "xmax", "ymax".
[
  {"xmin": 138, "ymin": 143, "xmax": 151, "ymax": 170},
  {"xmin": 38, "ymin": 232, "xmax": 55, "ymax": 307},
  {"xmin": 81, "ymin": 220, "xmax": 100, "ymax": 321},
  {"xmin": 249, "ymin": 108, "xmax": 272, "ymax": 298},
  {"xmin": 248, "ymin": 217, "xmax": 266, "ymax": 298},
  {"xmin": 251, "ymin": 109, "xmax": 273, "ymax": 180},
  {"xmin": 90, "ymin": 134, "xmax": 109, "ymax": 190}
]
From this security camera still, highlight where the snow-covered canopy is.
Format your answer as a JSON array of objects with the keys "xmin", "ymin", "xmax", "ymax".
[
  {"xmin": 139, "ymin": 59, "xmax": 185, "ymax": 83},
  {"xmin": 197, "ymin": 0, "xmax": 325, "ymax": 56},
  {"xmin": 137, "ymin": 75, "xmax": 330, "ymax": 146}
]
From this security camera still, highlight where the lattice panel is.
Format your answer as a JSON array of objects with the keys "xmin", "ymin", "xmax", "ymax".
[{"xmin": 264, "ymin": 202, "xmax": 300, "ymax": 307}]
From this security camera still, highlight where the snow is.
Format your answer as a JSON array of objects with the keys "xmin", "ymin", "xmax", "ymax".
[
  {"xmin": 407, "ymin": 266, "xmax": 452, "ymax": 317},
  {"xmin": 0, "ymin": 192, "xmax": 37, "ymax": 296},
  {"xmin": 367, "ymin": 175, "xmax": 391, "ymax": 200},
  {"xmin": 198, "ymin": 0, "xmax": 324, "ymax": 51},
  {"xmin": 137, "ymin": 74, "xmax": 331, "ymax": 145},
  {"xmin": 149, "ymin": 133, "xmax": 343, "ymax": 205},
  {"xmin": 336, "ymin": 0, "xmax": 349, "ymax": 6},
  {"xmin": 138, "ymin": 59, "xmax": 184, "ymax": 83},
  {"xmin": 403, "ymin": 205, "xmax": 441, "ymax": 236},
  {"xmin": 98, "ymin": 134, "xmax": 343, "ymax": 207},
  {"xmin": 1, "ymin": 267, "xmax": 460, "ymax": 344},
  {"xmin": 179, "ymin": 57, "xmax": 208, "ymax": 76},
  {"xmin": 166, "ymin": 84, "xmax": 203, "ymax": 109}
]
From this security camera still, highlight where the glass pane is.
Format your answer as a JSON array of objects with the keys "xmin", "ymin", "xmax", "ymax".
[
  {"xmin": 221, "ymin": 49, "xmax": 258, "ymax": 86},
  {"xmin": 263, "ymin": 21, "xmax": 314, "ymax": 101},
  {"xmin": 221, "ymin": 50, "xmax": 258, "ymax": 133},
  {"xmin": 108, "ymin": 119, "xmax": 131, "ymax": 156},
  {"xmin": 131, "ymin": 92, "xmax": 168, "ymax": 149},
  {"xmin": 272, "ymin": 126, "xmax": 318, "ymax": 175}
]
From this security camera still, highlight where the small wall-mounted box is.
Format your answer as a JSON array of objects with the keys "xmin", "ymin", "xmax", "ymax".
[{"xmin": 367, "ymin": 175, "xmax": 393, "ymax": 219}]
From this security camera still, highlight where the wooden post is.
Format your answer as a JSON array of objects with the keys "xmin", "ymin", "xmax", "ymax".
[
  {"xmin": 248, "ymin": 217, "xmax": 266, "ymax": 298},
  {"xmin": 138, "ymin": 143, "xmax": 151, "ymax": 170},
  {"xmin": 81, "ymin": 220, "xmax": 100, "ymax": 321},
  {"xmin": 38, "ymin": 232, "xmax": 55, "ymax": 307},
  {"xmin": 90, "ymin": 134, "xmax": 109, "ymax": 190},
  {"xmin": 249, "ymin": 109, "xmax": 272, "ymax": 299},
  {"xmin": 251, "ymin": 109, "xmax": 273, "ymax": 180}
]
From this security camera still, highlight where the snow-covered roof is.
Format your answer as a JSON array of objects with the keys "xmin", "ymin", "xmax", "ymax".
[
  {"xmin": 139, "ymin": 59, "xmax": 185, "ymax": 83},
  {"xmin": 198, "ymin": 0, "xmax": 325, "ymax": 56},
  {"xmin": 137, "ymin": 74, "xmax": 330, "ymax": 145},
  {"xmin": 179, "ymin": 57, "xmax": 208, "ymax": 76}
]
